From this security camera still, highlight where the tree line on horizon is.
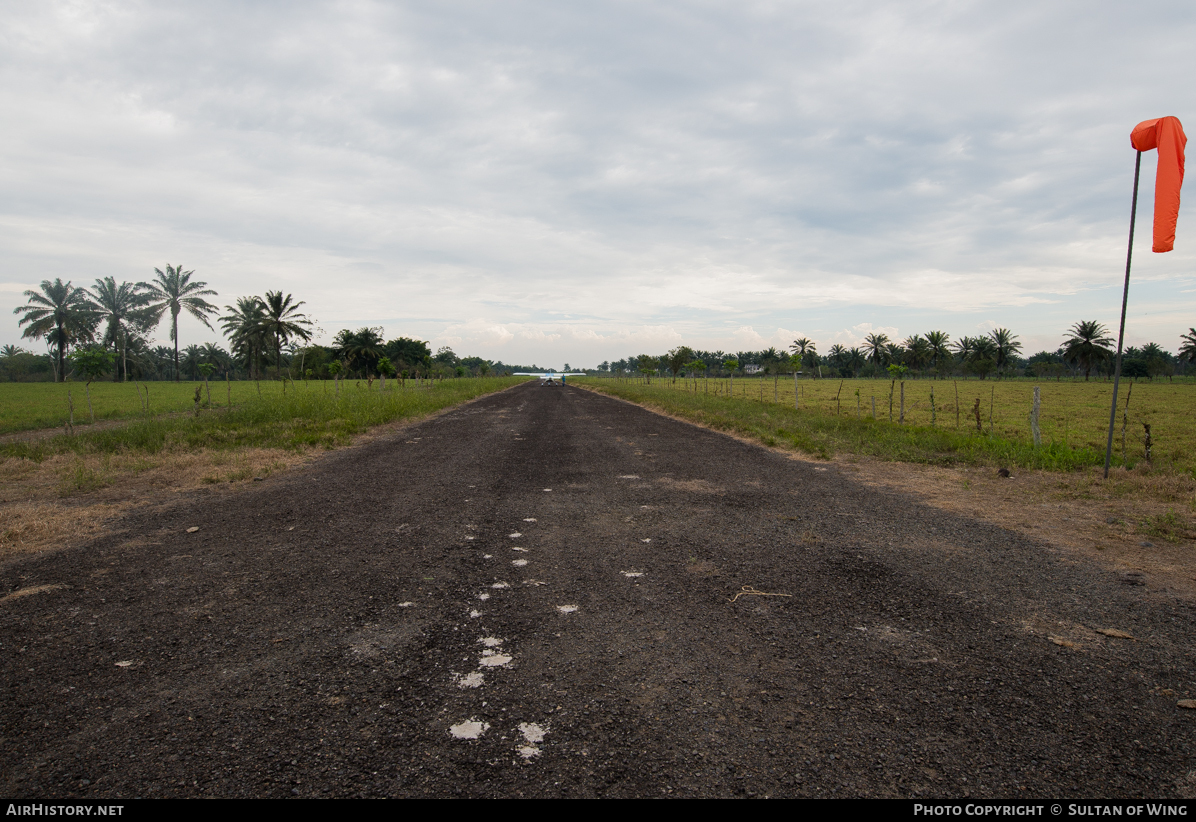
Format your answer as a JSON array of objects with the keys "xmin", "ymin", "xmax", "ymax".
[
  {"xmin": 601, "ymin": 323, "xmax": 1196, "ymax": 382},
  {"xmin": 9, "ymin": 271, "xmax": 1196, "ymax": 384},
  {"xmin": 5, "ymin": 271, "xmax": 531, "ymax": 383}
]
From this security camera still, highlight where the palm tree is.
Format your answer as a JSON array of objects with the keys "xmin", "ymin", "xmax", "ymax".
[
  {"xmin": 88, "ymin": 277, "xmax": 155, "ymax": 382},
  {"xmin": 201, "ymin": 342, "xmax": 233, "ymax": 377},
  {"xmin": 259, "ymin": 291, "xmax": 313, "ymax": 380},
  {"xmin": 152, "ymin": 346, "xmax": 176, "ymax": 380},
  {"xmin": 790, "ymin": 337, "xmax": 814, "ymax": 358},
  {"xmin": 789, "ymin": 337, "xmax": 819, "ymax": 376},
  {"xmin": 864, "ymin": 333, "xmax": 890, "ymax": 373},
  {"xmin": 1063, "ymin": 321, "xmax": 1114, "ymax": 381},
  {"xmin": 334, "ymin": 327, "xmax": 384, "ymax": 377},
  {"xmin": 13, "ymin": 279, "xmax": 99, "ymax": 382},
  {"xmin": 989, "ymin": 328, "xmax": 1022, "ymax": 376},
  {"xmin": 827, "ymin": 344, "xmax": 848, "ymax": 375},
  {"xmin": 221, "ymin": 297, "xmax": 269, "ymax": 379},
  {"xmin": 903, "ymin": 335, "xmax": 931, "ymax": 373},
  {"xmin": 971, "ymin": 336, "xmax": 997, "ymax": 359},
  {"xmin": 925, "ymin": 330, "xmax": 951, "ymax": 375},
  {"xmin": 758, "ymin": 346, "xmax": 783, "ymax": 374},
  {"xmin": 846, "ymin": 347, "xmax": 866, "ymax": 376},
  {"xmin": 1140, "ymin": 342, "xmax": 1169, "ymax": 379},
  {"xmin": 1179, "ymin": 329, "xmax": 1196, "ymax": 366},
  {"xmin": 142, "ymin": 265, "xmax": 219, "ymax": 381},
  {"xmin": 181, "ymin": 344, "xmax": 204, "ymax": 381}
]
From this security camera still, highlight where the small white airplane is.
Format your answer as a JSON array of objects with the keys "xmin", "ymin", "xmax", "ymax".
[{"xmin": 514, "ymin": 371, "xmax": 587, "ymax": 385}]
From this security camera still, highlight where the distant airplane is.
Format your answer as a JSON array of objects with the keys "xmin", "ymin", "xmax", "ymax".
[{"xmin": 513, "ymin": 371, "xmax": 587, "ymax": 385}]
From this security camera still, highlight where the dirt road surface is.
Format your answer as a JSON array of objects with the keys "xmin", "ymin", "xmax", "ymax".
[{"xmin": 4, "ymin": 383, "xmax": 1195, "ymax": 798}]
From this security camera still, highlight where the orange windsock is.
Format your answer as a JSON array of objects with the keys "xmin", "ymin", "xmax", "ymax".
[{"xmin": 1130, "ymin": 116, "xmax": 1186, "ymax": 253}]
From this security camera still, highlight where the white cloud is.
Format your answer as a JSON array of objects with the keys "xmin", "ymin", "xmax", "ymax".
[{"xmin": 4, "ymin": 1, "xmax": 1196, "ymax": 361}]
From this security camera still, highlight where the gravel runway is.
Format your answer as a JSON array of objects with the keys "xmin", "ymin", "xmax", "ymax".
[{"xmin": 3, "ymin": 381, "xmax": 1194, "ymax": 798}]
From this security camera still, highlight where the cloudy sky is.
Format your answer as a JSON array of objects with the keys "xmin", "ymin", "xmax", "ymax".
[{"xmin": 3, "ymin": 0, "xmax": 1194, "ymax": 368}]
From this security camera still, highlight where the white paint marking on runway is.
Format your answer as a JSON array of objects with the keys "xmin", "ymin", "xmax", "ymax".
[
  {"xmin": 622, "ymin": 572, "xmax": 644, "ymax": 578},
  {"xmin": 556, "ymin": 605, "xmax": 578, "ymax": 614},
  {"xmin": 449, "ymin": 719, "xmax": 488, "ymax": 739},
  {"xmin": 398, "ymin": 601, "xmax": 415, "ymax": 607},
  {"xmin": 523, "ymin": 518, "xmax": 537, "ymax": 522},
  {"xmin": 455, "ymin": 672, "xmax": 484, "ymax": 689},
  {"xmin": 469, "ymin": 610, "xmax": 482, "ymax": 618},
  {"xmin": 512, "ymin": 547, "xmax": 528, "ymax": 552},
  {"xmin": 479, "ymin": 653, "xmax": 513, "ymax": 667},
  {"xmin": 512, "ymin": 559, "xmax": 528, "ymax": 567},
  {"xmin": 509, "ymin": 532, "xmax": 522, "ymax": 538},
  {"xmin": 641, "ymin": 538, "xmax": 652, "ymax": 543},
  {"xmin": 480, "ymin": 637, "xmax": 503, "ymax": 647},
  {"xmin": 520, "ymin": 722, "xmax": 547, "ymax": 743},
  {"xmin": 516, "ymin": 722, "xmax": 548, "ymax": 759},
  {"xmin": 477, "ymin": 593, "xmax": 490, "ymax": 601},
  {"xmin": 491, "ymin": 582, "xmax": 510, "ymax": 589}
]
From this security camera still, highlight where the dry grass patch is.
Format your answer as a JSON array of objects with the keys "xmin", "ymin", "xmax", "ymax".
[
  {"xmin": 0, "ymin": 501, "xmax": 126, "ymax": 563},
  {"xmin": 0, "ymin": 447, "xmax": 314, "ymax": 562}
]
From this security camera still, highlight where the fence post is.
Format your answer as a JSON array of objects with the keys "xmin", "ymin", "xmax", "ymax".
[{"xmin": 1030, "ymin": 386, "xmax": 1041, "ymax": 447}]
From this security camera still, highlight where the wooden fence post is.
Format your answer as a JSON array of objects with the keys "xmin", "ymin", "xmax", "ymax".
[{"xmin": 1030, "ymin": 386, "xmax": 1041, "ymax": 447}]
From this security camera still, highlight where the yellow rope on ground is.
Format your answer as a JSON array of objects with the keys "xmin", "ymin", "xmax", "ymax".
[{"xmin": 728, "ymin": 585, "xmax": 793, "ymax": 603}]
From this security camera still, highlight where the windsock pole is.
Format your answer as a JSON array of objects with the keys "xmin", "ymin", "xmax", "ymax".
[{"xmin": 1104, "ymin": 150, "xmax": 1142, "ymax": 479}]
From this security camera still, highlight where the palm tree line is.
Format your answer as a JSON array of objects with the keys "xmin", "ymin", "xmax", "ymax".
[
  {"xmin": 8, "ymin": 269, "xmax": 517, "ymax": 383},
  {"xmin": 11, "ymin": 273, "xmax": 1196, "ymax": 382},
  {"xmin": 600, "ymin": 323, "xmax": 1196, "ymax": 381}
]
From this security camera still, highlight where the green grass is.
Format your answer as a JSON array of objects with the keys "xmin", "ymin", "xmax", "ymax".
[
  {"xmin": 0, "ymin": 379, "xmax": 275, "ymax": 434},
  {"xmin": 0, "ymin": 377, "xmax": 528, "ymax": 461},
  {"xmin": 579, "ymin": 378, "xmax": 1133, "ymax": 472},
  {"xmin": 1138, "ymin": 510, "xmax": 1187, "ymax": 542},
  {"xmin": 0, "ymin": 376, "xmax": 456, "ymax": 435}
]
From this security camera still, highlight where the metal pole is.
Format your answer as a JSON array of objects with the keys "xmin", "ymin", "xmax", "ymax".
[{"xmin": 1104, "ymin": 150, "xmax": 1143, "ymax": 478}]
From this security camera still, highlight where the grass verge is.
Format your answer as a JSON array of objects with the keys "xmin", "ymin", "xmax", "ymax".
[
  {"xmin": 1, "ymin": 377, "xmax": 527, "ymax": 460},
  {"xmin": 581, "ymin": 379, "xmax": 1116, "ymax": 471}
]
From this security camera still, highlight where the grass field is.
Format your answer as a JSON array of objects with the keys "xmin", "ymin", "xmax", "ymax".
[
  {"xmin": 0, "ymin": 376, "xmax": 528, "ymax": 460},
  {"xmin": 579, "ymin": 375, "xmax": 1196, "ymax": 474},
  {"xmin": 0, "ymin": 377, "xmax": 445, "ymax": 435}
]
